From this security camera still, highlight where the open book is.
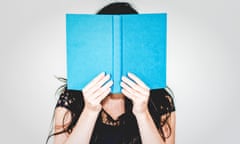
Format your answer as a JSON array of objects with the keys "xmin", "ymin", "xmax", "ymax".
[{"xmin": 66, "ymin": 13, "xmax": 167, "ymax": 93}]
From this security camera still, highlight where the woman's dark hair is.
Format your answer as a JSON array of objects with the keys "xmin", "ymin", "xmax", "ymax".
[
  {"xmin": 97, "ymin": 2, "xmax": 138, "ymax": 14},
  {"xmin": 46, "ymin": 2, "xmax": 175, "ymax": 143}
]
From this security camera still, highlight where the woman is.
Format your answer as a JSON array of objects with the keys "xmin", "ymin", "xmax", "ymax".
[{"xmin": 47, "ymin": 2, "xmax": 176, "ymax": 144}]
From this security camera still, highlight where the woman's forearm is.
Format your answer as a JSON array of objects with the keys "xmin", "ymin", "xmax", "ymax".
[
  {"xmin": 61, "ymin": 73, "xmax": 111, "ymax": 144},
  {"xmin": 135, "ymin": 110, "xmax": 165, "ymax": 144},
  {"xmin": 63, "ymin": 108, "xmax": 99, "ymax": 144}
]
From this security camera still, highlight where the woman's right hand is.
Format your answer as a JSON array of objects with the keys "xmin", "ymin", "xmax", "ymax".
[{"xmin": 82, "ymin": 72, "xmax": 113, "ymax": 112}]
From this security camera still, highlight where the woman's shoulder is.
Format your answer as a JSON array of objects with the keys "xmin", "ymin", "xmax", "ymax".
[{"xmin": 55, "ymin": 87, "xmax": 83, "ymax": 113}]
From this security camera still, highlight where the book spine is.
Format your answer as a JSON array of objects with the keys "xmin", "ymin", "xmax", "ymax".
[{"xmin": 112, "ymin": 15, "xmax": 122, "ymax": 93}]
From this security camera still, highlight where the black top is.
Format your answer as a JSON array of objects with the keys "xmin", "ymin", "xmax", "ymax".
[{"xmin": 56, "ymin": 88, "xmax": 175, "ymax": 144}]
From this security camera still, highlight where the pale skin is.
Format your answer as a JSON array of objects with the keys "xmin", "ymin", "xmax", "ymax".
[{"xmin": 54, "ymin": 72, "xmax": 176, "ymax": 144}]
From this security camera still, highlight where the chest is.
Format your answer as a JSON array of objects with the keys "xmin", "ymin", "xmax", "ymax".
[{"xmin": 102, "ymin": 97, "xmax": 126, "ymax": 120}]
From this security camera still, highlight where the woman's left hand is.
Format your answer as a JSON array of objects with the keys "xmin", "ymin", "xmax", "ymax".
[{"xmin": 120, "ymin": 73, "xmax": 150, "ymax": 115}]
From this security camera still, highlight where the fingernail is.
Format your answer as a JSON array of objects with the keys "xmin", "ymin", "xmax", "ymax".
[
  {"xmin": 106, "ymin": 74, "xmax": 111, "ymax": 78},
  {"xmin": 100, "ymin": 72, "xmax": 105, "ymax": 76},
  {"xmin": 120, "ymin": 82, "xmax": 123, "ymax": 87},
  {"xmin": 128, "ymin": 72, "xmax": 133, "ymax": 76},
  {"xmin": 110, "ymin": 80, "xmax": 113, "ymax": 85}
]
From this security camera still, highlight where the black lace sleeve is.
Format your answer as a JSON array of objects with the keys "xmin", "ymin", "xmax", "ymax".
[
  {"xmin": 54, "ymin": 88, "xmax": 84, "ymax": 133},
  {"xmin": 149, "ymin": 89, "xmax": 176, "ymax": 116},
  {"xmin": 55, "ymin": 88, "xmax": 84, "ymax": 115}
]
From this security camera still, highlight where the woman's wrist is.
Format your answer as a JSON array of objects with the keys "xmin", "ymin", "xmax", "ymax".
[
  {"xmin": 134, "ymin": 109, "xmax": 150, "ymax": 120},
  {"xmin": 83, "ymin": 101, "xmax": 102, "ymax": 112},
  {"xmin": 82, "ymin": 105, "xmax": 101, "ymax": 116}
]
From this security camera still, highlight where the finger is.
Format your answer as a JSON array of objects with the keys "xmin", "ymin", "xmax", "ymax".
[
  {"xmin": 83, "ymin": 72, "xmax": 105, "ymax": 93},
  {"xmin": 85, "ymin": 80, "xmax": 112, "ymax": 102},
  {"xmin": 102, "ymin": 80, "xmax": 113, "ymax": 90},
  {"xmin": 96, "ymin": 74, "xmax": 110, "ymax": 88},
  {"xmin": 122, "ymin": 76, "xmax": 143, "ymax": 94},
  {"xmin": 121, "ymin": 81, "xmax": 149, "ymax": 99},
  {"xmin": 94, "ymin": 88, "xmax": 111, "ymax": 104},
  {"xmin": 121, "ymin": 89, "xmax": 136, "ymax": 101},
  {"xmin": 91, "ymin": 79, "xmax": 112, "ymax": 99},
  {"xmin": 127, "ymin": 72, "xmax": 149, "ymax": 90},
  {"xmin": 127, "ymin": 73, "xmax": 150, "ymax": 96},
  {"xmin": 120, "ymin": 82, "xmax": 137, "ymax": 100},
  {"xmin": 86, "ymin": 74, "xmax": 110, "ymax": 96},
  {"xmin": 120, "ymin": 81, "xmax": 134, "ymax": 93},
  {"xmin": 122, "ymin": 76, "xmax": 137, "ymax": 88}
]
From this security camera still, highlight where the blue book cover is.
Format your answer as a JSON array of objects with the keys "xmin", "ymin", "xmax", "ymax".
[{"xmin": 66, "ymin": 13, "xmax": 167, "ymax": 93}]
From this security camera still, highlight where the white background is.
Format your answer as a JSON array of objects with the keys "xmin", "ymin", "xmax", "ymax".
[{"xmin": 0, "ymin": 0, "xmax": 240, "ymax": 143}]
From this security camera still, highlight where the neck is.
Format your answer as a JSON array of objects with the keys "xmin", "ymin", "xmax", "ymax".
[
  {"xmin": 109, "ymin": 93, "xmax": 125, "ymax": 99},
  {"xmin": 101, "ymin": 93, "xmax": 126, "ymax": 120}
]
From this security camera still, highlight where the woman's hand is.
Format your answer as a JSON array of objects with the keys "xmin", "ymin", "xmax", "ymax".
[
  {"xmin": 120, "ymin": 73, "xmax": 150, "ymax": 115},
  {"xmin": 82, "ymin": 72, "xmax": 113, "ymax": 112}
]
